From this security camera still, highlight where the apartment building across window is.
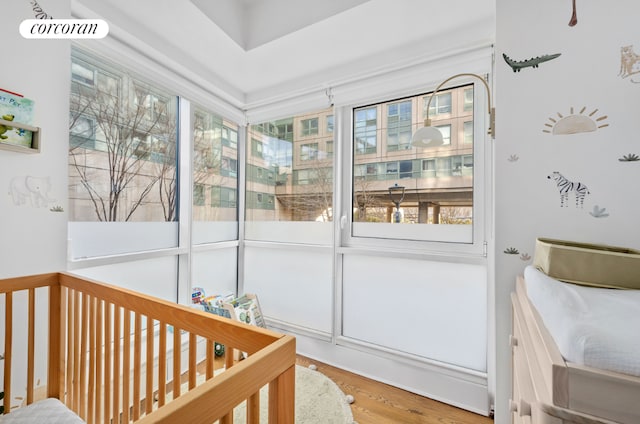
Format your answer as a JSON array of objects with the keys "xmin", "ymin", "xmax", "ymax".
[
  {"xmin": 354, "ymin": 107, "xmax": 377, "ymax": 155},
  {"xmin": 351, "ymin": 83, "xmax": 476, "ymax": 242},
  {"xmin": 300, "ymin": 117, "xmax": 319, "ymax": 137}
]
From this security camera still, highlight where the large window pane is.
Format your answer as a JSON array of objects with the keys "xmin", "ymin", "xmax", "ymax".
[
  {"xmin": 245, "ymin": 107, "xmax": 334, "ymax": 243},
  {"xmin": 68, "ymin": 47, "xmax": 179, "ymax": 258},
  {"xmin": 352, "ymin": 85, "xmax": 474, "ymax": 243},
  {"xmin": 192, "ymin": 107, "xmax": 239, "ymax": 244}
]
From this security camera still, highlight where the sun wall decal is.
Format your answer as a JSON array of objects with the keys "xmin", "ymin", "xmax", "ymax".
[{"xmin": 542, "ymin": 106, "xmax": 609, "ymax": 135}]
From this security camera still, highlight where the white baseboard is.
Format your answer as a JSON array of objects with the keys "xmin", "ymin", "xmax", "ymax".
[{"xmin": 290, "ymin": 330, "xmax": 490, "ymax": 416}]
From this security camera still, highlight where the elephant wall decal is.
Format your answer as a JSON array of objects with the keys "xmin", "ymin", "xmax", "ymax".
[{"xmin": 8, "ymin": 175, "xmax": 56, "ymax": 208}]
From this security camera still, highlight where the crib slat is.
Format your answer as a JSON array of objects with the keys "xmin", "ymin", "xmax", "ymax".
[
  {"xmin": 206, "ymin": 340, "xmax": 214, "ymax": 380},
  {"xmin": 225, "ymin": 347, "xmax": 234, "ymax": 369},
  {"xmin": 4, "ymin": 292, "xmax": 12, "ymax": 415},
  {"xmin": 27, "ymin": 288, "xmax": 35, "ymax": 405},
  {"xmin": 158, "ymin": 322, "xmax": 167, "ymax": 407},
  {"xmin": 220, "ymin": 343, "xmax": 236, "ymax": 424},
  {"xmin": 133, "ymin": 313, "xmax": 142, "ymax": 420},
  {"xmin": 247, "ymin": 392, "xmax": 260, "ymax": 424},
  {"xmin": 122, "ymin": 309, "xmax": 131, "ymax": 423},
  {"xmin": 113, "ymin": 306, "xmax": 121, "ymax": 424},
  {"xmin": 172, "ymin": 327, "xmax": 181, "ymax": 399},
  {"xmin": 58, "ymin": 287, "xmax": 68, "ymax": 404},
  {"xmin": 88, "ymin": 296, "xmax": 96, "ymax": 424},
  {"xmin": 145, "ymin": 317, "xmax": 154, "ymax": 415},
  {"xmin": 103, "ymin": 302, "xmax": 112, "ymax": 424},
  {"xmin": 189, "ymin": 333, "xmax": 197, "ymax": 390},
  {"xmin": 65, "ymin": 288, "xmax": 74, "ymax": 409},
  {"xmin": 73, "ymin": 290, "xmax": 81, "ymax": 413},
  {"xmin": 95, "ymin": 299, "xmax": 103, "ymax": 424},
  {"xmin": 80, "ymin": 293, "xmax": 89, "ymax": 420}
]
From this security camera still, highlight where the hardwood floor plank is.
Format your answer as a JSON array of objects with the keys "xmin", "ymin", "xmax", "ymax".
[{"xmin": 296, "ymin": 355, "xmax": 493, "ymax": 424}]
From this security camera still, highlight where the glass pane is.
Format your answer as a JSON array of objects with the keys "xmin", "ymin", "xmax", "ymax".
[
  {"xmin": 464, "ymin": 121, "xmax": 474, "ymax": 143},
  {"xmin": 355, "ymin": 107, "xmax": 377, "ymax": 155},
  {"xmin": 246, "ymin": 107, "xmax": 334, "ymax": 243},
  {"xmin": 352, "ymin": 84, "xmax": 474, "ymax": 242},
  {"xmin": 386, "ymin": 100, "xmax": 412, "ymax": 152},
  {"xmin": 68, "ymin": 47, "xmax": 179, "ymax": 256},
  {"xmin": 192, "ymin": 107, "xmax": 239, "ymax": 244},
  {"xmin": 425, "ymin": 92, "xmax": 452, "ymax": 116},
  {"xmin": 463, "ymin": 88, "xmax": 474, "ymax": 111}
]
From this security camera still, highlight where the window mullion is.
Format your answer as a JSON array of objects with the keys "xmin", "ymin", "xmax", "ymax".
[{"xmin": 176, "ymin": 97, "xmax": 193, "ymax": 305}]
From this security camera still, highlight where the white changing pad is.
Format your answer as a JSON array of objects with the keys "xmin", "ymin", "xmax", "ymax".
[{"xmin": 524, "ymin": 265, "xmax": 640, "ymax": 377}]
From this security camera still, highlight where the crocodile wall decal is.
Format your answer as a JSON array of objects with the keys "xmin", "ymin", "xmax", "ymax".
[{"xmin": 502, "ymin": 53, "xmax": 562, "ymax": 72}]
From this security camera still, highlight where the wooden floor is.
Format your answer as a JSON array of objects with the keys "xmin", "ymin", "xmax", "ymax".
[{"xmin": 296, "ymin": 355, "xmax": 493, "ymax": 424}]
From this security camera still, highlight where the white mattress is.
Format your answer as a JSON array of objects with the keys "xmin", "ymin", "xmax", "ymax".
[
  {"xmin": 0, "ymin": 398, "xmax": 85, "ymax": 423},
  {"xmin": 524, "ymin": 265, "xmax": 640, "ymax": 377}
]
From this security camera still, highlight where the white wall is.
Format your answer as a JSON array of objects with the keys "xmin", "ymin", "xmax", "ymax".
[
  {"xmin": 0, "ymin": 2, "xmax": 70, "ymax": 278},
  {"xmin": 494, "ymin": 1, "xmax": 640, "ymax": 422},
  {"xmin": 0, "ymin": 1, "xmax": 71, "ymax": 409}
]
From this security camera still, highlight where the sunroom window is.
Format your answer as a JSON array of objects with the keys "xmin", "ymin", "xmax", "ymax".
[{"xmin": 350, "ymin": 83, "xmax": 484, "ymax": 246}]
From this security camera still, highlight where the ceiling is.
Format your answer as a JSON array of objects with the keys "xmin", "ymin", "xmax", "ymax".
[{"xmin": 72, "ymin": 0, "xmax": 495, "ymax": 107}]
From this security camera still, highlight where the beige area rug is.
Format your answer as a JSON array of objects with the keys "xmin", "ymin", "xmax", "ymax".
[{"xmin": 173, "ymin": 365, "xmax": 354, "ymax": 424}]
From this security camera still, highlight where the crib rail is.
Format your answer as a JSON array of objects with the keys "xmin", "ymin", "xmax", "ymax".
[{"xmin": 1, "ymin": 272, "xmax": 296, "ymax": 424}]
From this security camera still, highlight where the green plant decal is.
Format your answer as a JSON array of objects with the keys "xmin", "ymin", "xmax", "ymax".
[
  {"xmin": 589, "ymin": 205, "xmax": 610, "ymax": 218},
  {"xmin": 619, "ymin": 153, "xmax": 640, "ymax": 162},
  {"xmin": 50, "ymin": 205, "xmax": 64, "ymax": 212},
  {"xmin": 504, "ymin": 247, "xmax": 519, "ymax": 254}
]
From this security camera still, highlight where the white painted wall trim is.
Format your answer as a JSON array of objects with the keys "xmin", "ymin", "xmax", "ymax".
[
  {"xmin": 265, "ymin": 318, "xmax": 332, "ymax": 343},
  {"xmin": 294, "ymin": 331, "xmax": 490, "ymax": 415},
  {"xmin": 245, "ymin": 42, "xmax": 493, "ymax": 123}
]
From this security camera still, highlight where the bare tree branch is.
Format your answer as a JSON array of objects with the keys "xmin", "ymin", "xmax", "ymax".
[{"xmin": 69, "ymin": 75, "xmax": 178, "ymax": 222}]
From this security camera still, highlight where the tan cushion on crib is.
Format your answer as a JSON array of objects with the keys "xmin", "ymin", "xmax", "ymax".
[{"xmin": 0, "ymin": 398, "xmax": 85, "ymax": 424}]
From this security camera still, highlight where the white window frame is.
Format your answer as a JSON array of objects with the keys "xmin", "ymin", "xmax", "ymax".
[
  {"xmin": 339, "ymin": 76, "xmax": 490, "ymax": 257},
  {"xmin": 67, "ymin": 41, "xmax": 245, "ymax": 306}
]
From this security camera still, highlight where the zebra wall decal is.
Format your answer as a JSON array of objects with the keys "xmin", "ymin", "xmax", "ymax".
[{"xmin": 547, "ymin": 171, "xmax": 590, "ymax": 208}]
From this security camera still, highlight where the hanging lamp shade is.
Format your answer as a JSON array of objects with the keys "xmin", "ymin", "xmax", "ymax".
[{"xmin": 411, "ymin": 119, "xmax": 444, "ymax": 148}]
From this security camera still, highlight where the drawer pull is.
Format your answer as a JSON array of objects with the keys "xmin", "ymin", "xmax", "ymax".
[
  {"xmin": 509, "ymin": 335, "xmax": 518, "ymax": 347},
  {"xmin": 509, "ymin": 399, "xmax": 532, "ymax": 417}
]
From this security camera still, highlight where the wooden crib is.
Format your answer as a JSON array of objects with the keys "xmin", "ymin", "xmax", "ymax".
[{"xmin": 0, "ymin": 272, "xmax": 296, "ymax": 423}]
